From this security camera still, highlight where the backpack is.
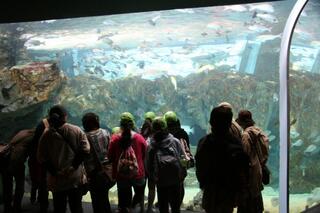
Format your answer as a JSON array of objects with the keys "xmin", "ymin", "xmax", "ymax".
[
  {"xmin": 117, "ymin": 145, "xmax": 139, "ymax": 179},
  {"xmin": 153, "ymin": 141, "xmax": 184, "ymax": 186},
  {"xmin": 247, "ymin": 127, "xmax": 269, "ymax": 164},
  {"xmin": 248, "ymin": 127, "xmax": 270, "ymax": 185},
  {"xmin": 179, "ymin": 138, "xmax": 195, "ymax": 169}
]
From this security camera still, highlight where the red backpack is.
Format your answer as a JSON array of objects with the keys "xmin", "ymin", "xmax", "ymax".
[{"xmin": 117, "ymin": 144, "xmax": 139, "ymax": 179}]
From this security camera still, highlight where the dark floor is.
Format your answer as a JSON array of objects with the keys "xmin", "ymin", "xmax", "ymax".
[{"xmin": 0, "ymin": 197, "xmax": 198, "ymax": 213}]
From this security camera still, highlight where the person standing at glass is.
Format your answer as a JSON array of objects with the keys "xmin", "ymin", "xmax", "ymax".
[
  {"xmin": 37, "ymin": 105, "xmax": 90, "ymax": 213},
  {"xmin": 108, "ymin": 112, "xmax": 147, "ymax": 213},
  {"xmin": 140, "ymin": 111, "xmax": 157, "ymax": 213},
  {"xmin": 164, "ymin": 111, "xmax": 189, "ymax": 206},
  {"xmin": 82, "ymin": 112, "xmax": 114, "ymax": 213}
]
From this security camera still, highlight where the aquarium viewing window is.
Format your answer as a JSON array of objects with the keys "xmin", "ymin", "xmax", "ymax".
[{"xmin": 0, "ymin": 0, "xmax": 320, "ymax": 212}]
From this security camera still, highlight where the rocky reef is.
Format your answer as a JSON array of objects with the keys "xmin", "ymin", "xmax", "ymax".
[{"xmin": 0, "ymin": 62, "xmax": 64, "ymax": 141}]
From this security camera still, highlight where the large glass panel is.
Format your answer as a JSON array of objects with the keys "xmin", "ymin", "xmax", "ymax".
[
  {"xmin": 0, "ymin": 1, "xmax": 293, "ymax": 212},
  {"xmin": 289, "ymin": 0, "xmax": 320, "ymax": 212}
]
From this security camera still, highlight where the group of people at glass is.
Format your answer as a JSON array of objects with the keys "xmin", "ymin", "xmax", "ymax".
[{"xmin": 0, "ymin": 102, "xmax": 270, "ymax": 213}]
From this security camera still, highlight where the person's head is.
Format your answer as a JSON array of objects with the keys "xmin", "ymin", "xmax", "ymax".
[
  {"xmin": 236, "ymin": 109, "xmax": 255, "ymax": 129},
  {"xmin": 210, "ymin": 105, "xmax": 233, "ymax": 134},
  {"xmin": 152, "ymin": 116, "xmax": 167, "ymax": 133},
  {"xmin": 48, "ymin": 105, "xmax": 67, "ymax": 128},
  {"xmin": 119, "ymin": 112, "xmax": 135, "ymax": 149},
  {"xmin": 218, "ymin": 102, "xmax": 233, "ymax": 110},
  {"xmin": 152, "ymin": 116, "xmax": 168, "ymax": 140},
  {"xmin": 144, "ymin": 111, "xmax": 156, "ymax": 122},
  {"xmin": 120, "ymin": 112, "xmax": 135, "ymax": 130},
  {"xmin": 82, "ymin": 112, "xmax": 100, "ymax": 132},
  {"xmin": 112, "ymin": 126, "xmax": 121, "ymax": 135},
  {"xmin": 164, "ymin": 111, "xmax": 178, "ymax": 129}
]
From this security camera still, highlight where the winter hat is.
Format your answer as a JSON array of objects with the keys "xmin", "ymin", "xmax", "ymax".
[
  {"xmin": 144, "ymin": 111, "xmax": 156, "ymax": 121},
  {"xmin": 152, "ymin": 116, "xmax": 167, "ymax": 132},
  {"xmin": 164, "ymin": 111, "xmax": 178, "ymax": 123},
  {"xmin": 236, "ymin": 109, "xmax": 255, "ymax": 127},
  {"xmin": 120, "ymin": 112, "xmax": 135, "ymax": 128}
]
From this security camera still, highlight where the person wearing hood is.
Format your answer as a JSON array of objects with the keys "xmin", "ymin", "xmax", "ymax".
[
  {"xmin": 108, "ymin": 112, "xmax": 147, "ymax": 213},
  {"xmin": 163, "ymin": 111, "xmax": 190, "ymax": 206},
  {"xmin": 218, "ymin": 102, "xmax": 242, "ymax": 141},
  {"xmin": 146, "ymin": 116, "xmax": 186, "ymax": 213},
  {"xmin": 37, "ymin": 105, "xmax": 90, "ymax": 213},
  {"xmin": 140, "ymin": 111, "xmax": 156, "ymax": 140},
  {"xmin": 236, "ymin": 109, "xmax": 268, "ymax": 213}
]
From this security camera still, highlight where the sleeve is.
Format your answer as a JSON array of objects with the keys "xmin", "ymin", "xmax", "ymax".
[
  {"xmin": 174, "ymin": 139, "xmax": 185, "ymax": 158},
  {"xmin": 140, "ymin": 135, "xmax": 148, "ymax": 163},
  {"xmin": 79, "ymin": 130, "xmax": 90, "ymax": 154},
  {"xmin": 107, "ymin": 138, "xmax": 116, "ymax": 163},
  {"xmin": 71, "ymin": 128, "xmax": 90, "ymax": 169},
  {"xmin": 182, "ymin": 129, "xmax": 190, "ymax": 148}
]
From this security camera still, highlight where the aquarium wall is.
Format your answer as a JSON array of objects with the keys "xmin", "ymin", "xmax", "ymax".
[
  {"xmin": 289, "ymin": 0, "xmax": 320, "ymax": 212},
  {"xmin": 1, "ymin": 0, "xmax": 318, "ymax": 212}
]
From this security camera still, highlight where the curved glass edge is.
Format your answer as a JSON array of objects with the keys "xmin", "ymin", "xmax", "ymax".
[{"xmin": 279, "ymin": 0, "xmax": 309, "ymax": 212}]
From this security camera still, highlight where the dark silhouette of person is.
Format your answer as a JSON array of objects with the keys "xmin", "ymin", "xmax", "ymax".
[
  {"xmin": 196, "ymin": 106, "xmax": 249, "ymax": 213},
  {"xmin": 236, "ymin": 109, "xmax": 267, "ymax": 213},
  {"xmin": 1, "ymin": 129, "xmax": 34, "ymax": 213}
]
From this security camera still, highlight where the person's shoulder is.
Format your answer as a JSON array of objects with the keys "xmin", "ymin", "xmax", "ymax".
[
  {"xmin": 133, "ymin": 132, "xmax": 146, "ymax": 143},
  {"xmin": 63, "ymin": 123, "xmax": 84, "ymax": 134},
  {"xmin": 199, "ymin": 133, "xmax": 212, "ymax": 144},
  {"xmin": 94, "ymin": 128, "xmax": 110, "ymax": 138},
  {"xmin": 111, "ymin": 133, "xmax": 121, "ymax": 142}
]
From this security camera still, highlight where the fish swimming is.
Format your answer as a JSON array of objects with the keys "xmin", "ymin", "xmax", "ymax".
[
  {"xmin": 170, "ymin": 76, "xmax": 177, "ymax": 91},
  {"xmin": 248, "ymin": 24, "xmax": 272, "ymax": 33},
  {"xmin": 291, "ymin": 139, "xmax": 303, "ymax": 147},
  {"xmin": 256, "ymin": 34, "xmax": 281, "ymax": 42},
  {"xmin": 249, "ymin": 3, "xmax": 274, "ymax": 13},
  {"xmin": 27, "ymin": 40, "xmax": 46, "ymax": 46},
  {"xmin": 223, "ymin": 5, "xmax": 247, "ymax": 12},
  {"xmin": 174, "ymin": 9, "xmax": 195, "ymax": 14},
  {"xmin": 148, "ymin": 15, "xmax": 161, "ymax": 26},
  {"xmin": 256, "ymin": 13, "xmax": 278, "ymax": 23}
]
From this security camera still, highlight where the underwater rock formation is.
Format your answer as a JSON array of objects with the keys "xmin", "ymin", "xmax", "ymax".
[
  {"xmin": 289, "ymin": 70, "xmax": 320, "ymax": 193},
  {"xmin": 0, "ymin": 24, "xmax": 32, "ymax": 68},
  {"xmin": 0, "ymin": 62, "xmax": 64, "ymax": 141}
]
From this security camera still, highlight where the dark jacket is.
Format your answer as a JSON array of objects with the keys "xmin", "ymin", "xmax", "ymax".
[
  {"xmin": 195, "ymin": 132, "xmax": 249, "ymax": 212},
  {"xmin": 146, "ymin": 133, "xmax": 186, "ymax": 186}
]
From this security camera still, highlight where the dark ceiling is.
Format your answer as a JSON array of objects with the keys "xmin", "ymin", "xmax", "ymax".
[{"xmin": 0, "ymin": 0, "xmax": 281, "ymax": 23}]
